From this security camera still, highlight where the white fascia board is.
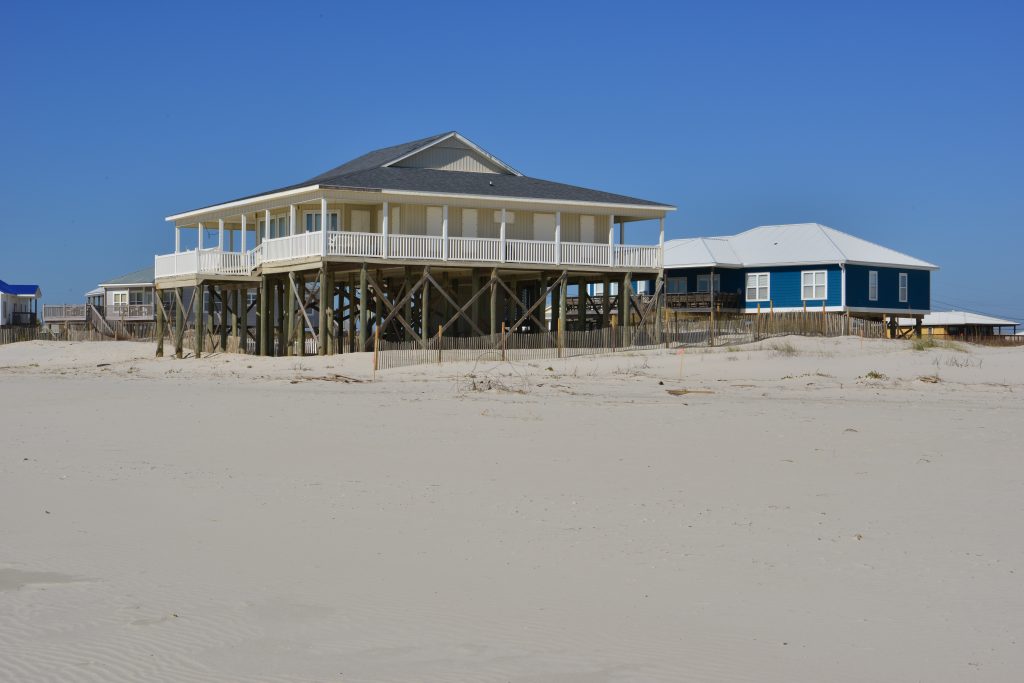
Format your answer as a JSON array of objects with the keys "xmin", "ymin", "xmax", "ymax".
[
  {"xmin": 846, "ymin": 306, "xmax": 931, "ymax": 315},
  {"xmin": 97, "ymin": 282, "xmax": 153, "ymax": 288},
  {"xmin": 844, "ymin": 259, "xmax": 939, "ymax": 271},
  {"xmin": 165, "ymin": 185, "xmax": 323, "ymax": 222},
  {"xmin": 383, "ymin": 132, "xmax": 525, "ymax": 177},
  {"xmin": 378, "ymin": 188, "xmax": 676, "ymax": 213},
  {"xmin": 745, "ymin": 306, "xmax": 846, "ymax": 314}
]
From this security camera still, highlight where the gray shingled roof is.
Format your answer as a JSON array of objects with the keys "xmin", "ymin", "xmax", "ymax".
[
  {"xmin": 177, "ymin": 133, "xmax": 673, "ymax": 215},
  {"xmin": 99, "ymin": 266, "xmax": 154, "ymax": 287}
]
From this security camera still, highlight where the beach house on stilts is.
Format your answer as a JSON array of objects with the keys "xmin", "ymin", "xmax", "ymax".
[{"xmin": 154, "ymin": 132, "xmax": 675, "ymax": 357}]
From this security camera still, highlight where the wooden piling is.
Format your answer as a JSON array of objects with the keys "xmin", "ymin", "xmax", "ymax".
[
  {"xmin": 155, "ymin": 292, "xmax": 165, "ymax": 357},
  {"xmin": 318, "ymin": 268, "xmax": 328, "ymax": 356},
  {"xmin": 359, "ymin": 264, "xmax": 368, "ymax": 352}
]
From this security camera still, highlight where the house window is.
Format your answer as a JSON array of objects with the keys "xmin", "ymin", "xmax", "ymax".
[
  {"xmin": 579, "ymin": 215, "xmax": 596, "ymax": 242},
  {"xmin": 868, "ymin": 270, "xmax": 878, "ymax": 302},
  {"xmin": 247, "ymin": 291, "xmax": 257, "ymax": 308},
  {"xmin": 128, "ymin": 289, "xmax": 151, "ymax": 306},
  {"xmin": 746, "ymin": 273, "xmax": 770, "ymax": 301},
  {"xmin": 426, "ymin": 206, "xmax": 443, "ymax": 236},
  {"xmin": 899, "ymin": 273, "xmax": 908, "ymax": 303},
  {"xmin": 667, "ymin": 276, "xmax": 687, "ymax": 294},
  {"xmin": 112, "ymin": 291, "xmax": 128, "ymax": 306},
  {"xmin": 261, "ymin": 216, "xmax": 290, "ymax": 239},
  {"xmin": 533, "ymin": 213, "xmax": 556, "ymax": 241},
  {"xmin": 304, "ymin": 211, "xmax": 339, "ymax": 233},
  {"xmin": 493, "ymin": 210, "xmax": 515, "ymax": 224},
  {"xmin": 801, "ymin": 270, "xmax": 827, "ymax": 300},
  {"xmin": 697, "ymin": 274, "xmax": 721, "ymax": 293},
  {"xmin": 350, "ymin": 209, "xmax": 371, "ymax": 232},
  {"xmin": 462, "ymin": 209, "xmax": 478, "ymax": 238}
]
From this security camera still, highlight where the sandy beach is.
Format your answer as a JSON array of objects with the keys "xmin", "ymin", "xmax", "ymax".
[{"xmin": 1, "ymin": 337, "xmax": 1021, "ymax": 682}]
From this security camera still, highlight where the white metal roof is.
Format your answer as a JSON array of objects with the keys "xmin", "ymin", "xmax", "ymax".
[
  {"xmin": 897, "ymin": 311, "xmax": 1019, "ymax": 328},
  {"xmin": 664, "ymin": 223, "xmax": 938, "ymax": 270}
]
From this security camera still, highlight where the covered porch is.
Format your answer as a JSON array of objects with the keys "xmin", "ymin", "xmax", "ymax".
[{"xmin": 156, "ymin": 190, "xmax": 665, "ymax": 281}]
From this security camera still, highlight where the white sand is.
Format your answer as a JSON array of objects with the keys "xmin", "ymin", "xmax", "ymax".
[{"xmin": 1, "ymin": 337, "xmax": 1021, "ymax": 682}]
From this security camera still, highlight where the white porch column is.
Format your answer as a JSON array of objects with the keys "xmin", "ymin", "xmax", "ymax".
[
  {"xmin": 289, "ymin": 204, "xmax": 297, "ymax": 236},
  {"xmin": 263, "ymin": 210, "xmax": 270, "ymax": 243},
  {"xmin": 240, "ymin": 214, "xmax": 248, "ymax": 252},
  {"xmin": 555, "ymin": 211, "xmax": 561, "ymax": 265},
  {"xmin": 218, "ymin": 219, "xmax": 225, "ymax": 250},
  {"xmin": 381, "ymin": 200, "xmax": 389, "ymax": 259},
  {"xmin": 499, "ymin": 208, "xmax": 507, "ymax": 263},
  {"xmin": 658, "ymin": 216, "xmax": 665, "ymax": 267},
  {"xmin": 321, "ymin": 197, "xmax": 329, "ymax": 256},
  {"xmin": 607, "ymin": 215, "xmax": 614, "ymax": 267},
  {"xmin": 198, "ymin": 222, "xmax": 204, "ymax": 250},
  {"xmin": 175, "ymin": 226, "xmax": 181, "ymax": 253},
  {"xmin": 442, "ymin": 204, "xmax": 449, "ymax": 261}
]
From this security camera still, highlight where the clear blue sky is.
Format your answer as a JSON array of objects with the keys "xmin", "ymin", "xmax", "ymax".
[{"xmin": 2, "ymin": 1, "xmax": 1021, "ymax": 320}]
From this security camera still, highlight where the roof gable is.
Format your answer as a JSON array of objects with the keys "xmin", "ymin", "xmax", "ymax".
[{"xmin": 98, "ymin": 266, "xmax": 155, "ymax": 287}]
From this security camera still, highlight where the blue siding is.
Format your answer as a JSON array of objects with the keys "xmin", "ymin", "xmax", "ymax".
[
  {"xmin": 664, "ymin": 267, "xmax": 745, "ymax": 296},
  {"xmin": 742, "ymin": 265, "xmax": 842, "ymax": 310},
  {"xmin": 845, "ymin": 264, "xmax": 930, "ymax": 311}
]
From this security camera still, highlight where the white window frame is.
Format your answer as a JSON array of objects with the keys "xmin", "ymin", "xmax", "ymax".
[
  {"xmin": 493, "ymin": 210, "xmax": 515, "ymax": 224},
  {"xmin": 746, "ymin": 272, "xmax": 770, "ymax": 302},
  {"xmin": 303, "ymin": 210, "xmax": 339, "ymax": 233},
  {"xmin": 697, "ymin": 273, "xmax": 721, "ymax": 294},
  {"xmin": 899, "ymin": 272, "xmax": 908, "ymax": 303},
  {"xmin": 462, "ymin": 208, "xmax": 478, "ymax": 238},
  {"xmin": 868, "ymin": 270, "xmax": 878, "ymax": 302},
  {"xmin": 111, "ymin": 291, "xmax": 128, "ymax": 306},
  {"xmin": 801, "ymin": 270, "xmax": 828, "ymax": 300}
]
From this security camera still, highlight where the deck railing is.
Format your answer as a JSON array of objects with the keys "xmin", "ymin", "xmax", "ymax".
[
  {"xmin": 388, "ymin": 234, "xmax": 444, "ymax": 260},
  {"xmin": 43, "ymin": 304, "xmax": 87, "ymax": 321},
  {"xmin": 155, "ymin": 232, "xmax": 661, "ymax": 280},
  {"xmin": 449, "ymin": 236, "xmax": 501, "ymax": 262},
  {"xmin": 105, "ymin": 304, "xmax": 155, "ymax": 320},
  {"xmin": 505, "ymin": 238, "xmax": 557, "ymax": 265}
]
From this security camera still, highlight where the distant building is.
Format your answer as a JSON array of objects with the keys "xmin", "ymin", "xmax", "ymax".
[
  {"xmin": 662, "ymin": 224, "xmax": 937, "ymax": 328},
  {"xmin": 896, "ymin": 311, "xmax": 1018, "ymax": 339},
  {"xmin": 0, "ymin": 279, "xmax": 42, "ymax": 327},
  {"xmin": 44, "ymin": 267, "xmax": 158, "ymax": 334}
]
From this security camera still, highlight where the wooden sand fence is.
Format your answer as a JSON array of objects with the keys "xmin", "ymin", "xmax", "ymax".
[
  {"xmin": 1, "ymin": 323, "xmax": 159, "ymax": 346},
  {"xmin": 376, "ymin": 311, "xmax": 886, "ymax": 370}
]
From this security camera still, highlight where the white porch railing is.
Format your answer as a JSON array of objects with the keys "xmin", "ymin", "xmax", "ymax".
[
  {"xmin": 328, "ymin": 231, "xmax": 383, "ymax": 258},
  {"xmin": 614, "ymin": 244, "xmax": 661, "ymax": 269},
  {"xmin": 261, "ymin": 231, "xmax": 321, "ymax": 262},
  {"xmin": 155, "ymin": 233, "xmax": 661, "ymax": 280},
  {"xmin": 388, "ymin": 234, "xmax": 444, "ymax": 260},
  {"xmin": 561, "ymin": 242, "xmax": 612, "ymax": 267},
  {"xmin": 505, "ymin": 239, "xmax": 557, "ymax": 265},
  {"xmin": 449, "ymin": 236, "xmax": 501, "ymax": 262}
]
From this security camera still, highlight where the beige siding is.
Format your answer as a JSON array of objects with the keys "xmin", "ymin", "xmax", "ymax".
[{"xmin": 393, "ymin": 138, "xmax": 506, "ymax": 174}]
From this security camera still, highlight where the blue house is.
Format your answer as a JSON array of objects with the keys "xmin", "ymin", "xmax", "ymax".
[
  {"xmin": 662, "ymin": 223, "xmax": 936, "ymax": 320},
  {"xmin": 0, "ymin": 279, "xmax": 42, "ymax": 327}
]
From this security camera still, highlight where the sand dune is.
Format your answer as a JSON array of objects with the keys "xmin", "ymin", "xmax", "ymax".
[{"xmin": 1, "ymin": 337, "xmax": 1021, "ymax": 682}]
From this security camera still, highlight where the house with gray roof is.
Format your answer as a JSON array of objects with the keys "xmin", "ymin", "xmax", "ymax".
[
  {"xmin": 155, "ymin": 131, "xmax": 675, "ymax": 357},
  {"xmin": 662, "ymin": 223, "xmax": 938, "ymax": 325}
]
